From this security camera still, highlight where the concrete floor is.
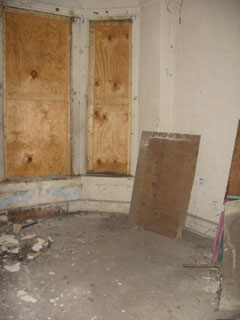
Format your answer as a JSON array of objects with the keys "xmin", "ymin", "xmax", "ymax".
[{"xmin": 0, "ymin": 212, "xmax": 237, "ymax": 320}]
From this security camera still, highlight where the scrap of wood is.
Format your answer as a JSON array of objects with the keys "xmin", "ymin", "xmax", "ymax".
[
  {"xmin": 183, "ymin": 263, "xmax": 220, "ymax": 268},
  {"xmin": 22, "ymin": 221, "xmax": 38, "ymax": 229}
]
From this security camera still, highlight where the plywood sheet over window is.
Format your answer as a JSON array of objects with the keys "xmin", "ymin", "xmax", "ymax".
[
  {"xmin": 4, "ymin": 9, "xmax": 71, "ymax": 178},
  {"xmin": 88, "ymin": 20, "xmax": 132, "ymax": 174}
]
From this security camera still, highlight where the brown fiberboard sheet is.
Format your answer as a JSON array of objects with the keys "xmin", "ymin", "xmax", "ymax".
[{"xmin": 129, "ymin": 132, "xmax": 200, "ymax": 239}]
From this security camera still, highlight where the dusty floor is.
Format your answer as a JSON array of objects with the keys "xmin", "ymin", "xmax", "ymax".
[{"xmin": 0, "ymin": 212, "xmax": 237, "ymax": 320}]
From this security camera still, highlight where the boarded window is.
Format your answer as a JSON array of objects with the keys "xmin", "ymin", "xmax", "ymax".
[
  {"xmin": 4, "ymin": 9, "xmax": 71, "ymax": 178},
  {"xmin": 88, "ymin": 20, "xmax": 132, "ymax": 174}
]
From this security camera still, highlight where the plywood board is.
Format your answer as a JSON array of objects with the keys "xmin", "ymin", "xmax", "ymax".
[
  {"xmin": 227, "ymin": 120, "xmax": 240, "ymax": 196},
  {"xmin": 129, "ymin": 132, "xmax": 200, "ymax": 239},
  {"xmin": 4, "ymin": 9, "xmax": 71, "ymax": 178},
  {"xmin": 88, "ymin": 20, "xmax": 131, "ymax": 174},
  {"xmin": 5, "ymin": 99, "xmax": 68, "ymax": 177},
  {"xmin": 5, "ymin": 10, "xmax": 69, "ymax": 95}
]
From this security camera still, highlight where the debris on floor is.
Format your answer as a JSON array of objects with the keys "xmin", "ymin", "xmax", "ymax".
[
  {"xmin": 17, "ymin": 290, "xmax": 37, "ymax": 303},
  {"xmin": 0, "ymin": 219, "xmax": 52, "ymax": 271},
  {"xmin": 4, "ymin": 262, "xmax": 20, "ymax": 272},
  {"xmin": 0, "ymin": 213, "xmax": 236, "ymax": 320}
]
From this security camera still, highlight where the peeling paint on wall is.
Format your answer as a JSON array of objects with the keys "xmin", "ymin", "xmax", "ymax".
[
  {"xmin": 51, "ymin": 186, "xmax": 80, "ymax": 200},
  {"xmin": 0, "ymin": 191, "xmax": 35, "ymax": 209}
]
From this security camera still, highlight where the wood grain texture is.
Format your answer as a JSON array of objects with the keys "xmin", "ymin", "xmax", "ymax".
[
  {"xmin": 5, "ymin": 10, "xmax": 69, "ymax": 95},
  {"xmin": 227, "ymin": 120, "xmax": 240, "ymax": 196},
  {"xmin": 88, "ymin": 20, "xmax": 131, "ymax": 174},
  {"xmin": 5, "ymin": 99, "xmax": 68, "ymax": 177},
  {"xmin": 4, "ymin": 9, "xmax": 71, "ymax": 178},
  {"xmin": 129, "ymin": 132, "xmax": 200, "ymax": 239}
]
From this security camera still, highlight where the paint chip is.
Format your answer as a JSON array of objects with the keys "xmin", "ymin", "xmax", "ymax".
[
  {"xmin": 22, "ymin": 232, "xmax": 36, "ymax": 240},
  {"xmin": 27, "ymin": 252, "xmax": 41, "ymax": 260},
  {"xmin": 50, "ymin": 297, "xmax": 60, "ymax": 303},
  {"xmin": 4, "ymin": 262, "xmax": 20, "ymax": 272},
  {"xmin": 17, "ymin": 290, "xmax": 37, "ymax": 303}
]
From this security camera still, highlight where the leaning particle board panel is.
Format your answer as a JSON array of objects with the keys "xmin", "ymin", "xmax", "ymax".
[
  {"xmin": 88, "ymin": 20, "xmax": 131, "ymax": 174},
  {"xmin": 129, "ymin": 132, "xmax": 200, "ymax": 239},
  {"xmin": 4, "ymin": 9, "xmax": 71, "ymax": 178},
  {"xmin": 227, "ymin": 120, "xmax": 240, "ymax": 196},
  {"xmin": 220, "ymin": 200, "xmax": 240, "ymax": 311}
]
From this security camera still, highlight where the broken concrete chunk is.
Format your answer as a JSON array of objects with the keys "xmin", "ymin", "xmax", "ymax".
[
  {"xmin": 7, "ymin": 247, "xmax": 19, "ymax": 254},
  {"xmin": 27, "ymin": 252, "xmax": 41, "ymax": 260},
  {"xmin": 32, "ymin": 238, "xmax": 46, "ymax": 252},
  {"xmin": 4, "ymin": 262, "xmax": 20, "ymax": 272},
  {"xmin": 0, "ymin": 234, "xmax": 19, "ymax": 246},
  {"xmin": 13, "ymin": 224, "xmax": 22, "ymax": 234},
  {"xmin": 17, "ymin": 290, "xmax": 37, "ymax": 303}
]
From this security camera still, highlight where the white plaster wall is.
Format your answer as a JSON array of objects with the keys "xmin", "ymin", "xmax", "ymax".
[
  {"xmin": 138, "ymin": 0, "xmax": 161, "ymax": 138},
  {"xmin": 171, "ymin": 0, "xmax": 240, "ymax": 223},
  {"xmin": 139, "ymin": 0, "xmax": 240, "ymax": 227}
]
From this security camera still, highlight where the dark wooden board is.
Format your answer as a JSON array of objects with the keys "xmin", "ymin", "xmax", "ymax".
[
  {"xmin": 129, "ymin": 132, "xmax": 200, "ymax": 239},
  {"xmin": 227, "ymin": 120, "xmax": 240, "ymax": 196}
]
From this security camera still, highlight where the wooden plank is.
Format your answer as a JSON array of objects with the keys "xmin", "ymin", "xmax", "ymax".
[
  {"xmin": 87, "ymin": 24, "xmax": 96, "ymax": 172},
  {"xmin": 88, "ymin": 20, "xmax": 131, "ymax": 174},
  {"xmin": 4, "ymin": 9, "xmax": 71, "ymax": 178},
  {"xmin": 227, "ymin": 120, "xmax": 240, "ymax": 196},
  {"xmin": 129, "ymin": 132, "xmax": 200, "ymax": 239}
]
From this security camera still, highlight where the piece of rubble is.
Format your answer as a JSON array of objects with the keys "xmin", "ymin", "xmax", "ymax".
[
  {"xmin": 17, "ymin": 290, "xmax": 37, "ymax": 303},
  {"xmin": 4, "ymin": 262, "xmax": 20, "ymax": 272},
  {"xmin": 0, "ymin": 234, "xmax": 19, "ymax": 254},
  {"xmin": 13, "ymin": 224, "xmax": 22, "ymax": 234},
  {"xmin": 27, "ymin": 252, "xmax": 41, "ymax": 260},
  {"xmin": 32, "ymin": 238, "xmax": 47, "ymax": 252},
  {"xmin": 0, "ymin": 234, "xmax": 19, "ymax": 246},
  {"xmin": 50, "ymin": 297, "xmax": 60, "ymax": 303},
  {"xmin": 22, "ymin": 221, "xmax": 38, "ymax": 229},
  {"xmin": 48, "ymin": 236, "xmax": 53, "ymax": 242},
  {"xmin": 7, "ymin": 247, "xmax": 19, "ymax": 254},
  {"xmin": 22, "ymin": 232, "xmax": 36, "ymax": 240}
]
